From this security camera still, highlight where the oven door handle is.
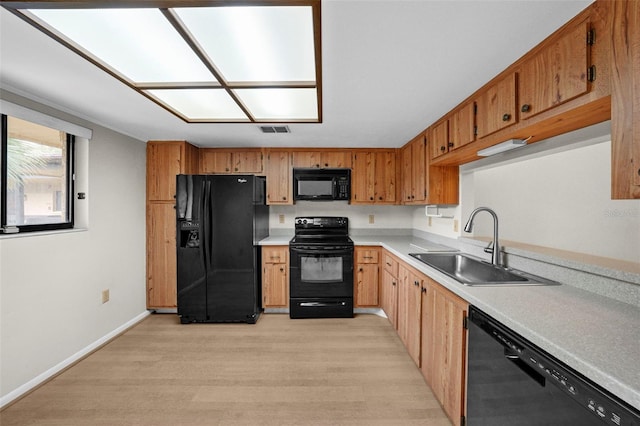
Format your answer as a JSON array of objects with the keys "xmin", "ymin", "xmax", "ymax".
[
  {"xmin": 290, "ymin": 247, "xmax": 353, "ymax": 255},
  {"xmin": 299, "ymin": 301, "xmax": 347, "ymax": 307}
]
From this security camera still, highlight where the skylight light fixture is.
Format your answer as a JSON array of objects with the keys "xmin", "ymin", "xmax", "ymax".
[
  {"xmin": 477, "ymin": 139, "xmax": 527, "ymax": 157},
  {"xmin": 8, "ymin": 1, "xmax": 322, "ymax": 123}
]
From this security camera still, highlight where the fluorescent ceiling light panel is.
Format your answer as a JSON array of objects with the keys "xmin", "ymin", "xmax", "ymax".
[
  {"xmin": 17, "ymin": 2, "xmax": 321, "ymax": 123},
  {"xmin": 477, "ymin": 139, "xmax": 526, "ymax": 157},
  {"xmin": 146, "ymin": 89, "xmax": 248, "ymax": 121},
  {"xmin": 175, "ymin": 6, "xmax": 316, "ymax": 82},
  {"xmin": 28, "ymin": 9, "xmax": 217, "ymax": 83},
  {"xmin": 236, "ymin": 88, "xmax": 318, "ymax": 120}
]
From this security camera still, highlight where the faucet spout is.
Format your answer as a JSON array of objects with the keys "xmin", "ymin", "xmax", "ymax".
[{"xmin": 464, "ymin": 207, "xmax": 500, "ymax": 266}]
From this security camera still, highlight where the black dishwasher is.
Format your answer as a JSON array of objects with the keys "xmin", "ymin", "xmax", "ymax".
[{"xmin": 467, "ymin": 306, "xmax": 639, "ymax": 426}]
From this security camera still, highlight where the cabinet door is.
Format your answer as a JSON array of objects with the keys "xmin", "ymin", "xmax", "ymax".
[
  {"xmin": 147, "ymin": 142, "xmax": 183, "ymax": 201},
  {"xmin": 397, "ymin": 265, "xmax": 422, "ymax": 366},
  {"xmin": 449, "ymin": 102, "xmax": 475, "ymax": 150},
  {"xmin": 200, "ymin": 150, "xmax": 232, "ymax": 174},
  {"xmin": 233, "ymin": 150, "xmax": 263, "ymax": 173},
  {"xmin": 421, "ymin": 279, "xmax": 467, "ymax": 426},
  {"xmin": 147, "ymin": 202, "xmax": 177, "ymax": 308},
  {"xmin": 262, "ymin": 246, "xmax": 289, "ymax": 308},
  {"xmin": 292, "ymin": 151, "xmax": 321, "ymax": 168},
  {"xmin": 401, "ymin": 144, "xmax": 413, "ymax": 203},
  {"xmin": 322, "ymin": 151, "xmax": 352, "ymax": 168},
  {"xmin": 410, "ymin": 135, "xmax": 427, "ymax": 203},
  {"xmin": 519, "ymin": 19, "xmax": 590, "ymax": 119},
  {"xmin": 475, "ymin": 72, "xmax": 517, "ymax": 138},
  {"xmin": 374, "ymin": 151, "xmax": 397, "ymax": 203},
  {"xmin": 351, "ymin": 152, "xmax": 375, "ymax": 203},
  {"xmin": 265, "ymin": 150, "xmax": 292, "ymax": 205},
  {"xmin": 381, "ymin": 268, "xmax": 398, "ymax": 329},
  {"xmin": 263, "ymin": 263, "xmax": 289, "ymax": 308},
  {"xmin": 355, "ymin": 263, "xmax": 379, "ymax": 307},
  {"xmin": 430, "ymin": 119, "xmax": 449, "ymax": 159}
]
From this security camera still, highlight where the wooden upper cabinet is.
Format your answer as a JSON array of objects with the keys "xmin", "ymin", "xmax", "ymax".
[
  {"xmin": 147, "ymin": 141, "xmax": 198, "ymax": 201},
  {"xmin": 430, "ymin": 119, "xmax": 449, "ymax": 160},
  {"xmin": 200, "ymin": 150, "xmax": 232, "ymax": 174},
  {"xmin": 519, "ymin": 18, "xmax": 590, "ymax": 120},
  {"xmin": 475, "ymin": 72, "xmax": 517, "ymax": 138},
  {"xmin": 610, "ymin": 0, "xmax": 640, "ymax": 199},
  {"xmin": 199, "ymin": 149, "xmax": 263, "ymax": 174},
  {"xmin": 265, "ymin": 149, "xmax": 292, "ymax": 205},
  {"xmin": 449, "ymin": 102, "xmax": 476, "ymax": 150},
  {"xmin": 402, "ymin": 133, "xmax": 427, "ymax": 204},
  {"xmin": 293, "ymin": 151, "xmax": 352, "ymax": 169}
]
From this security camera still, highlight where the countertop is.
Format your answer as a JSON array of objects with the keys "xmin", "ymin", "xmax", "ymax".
[{"xmin": 259, "ymin": 233, "xmax": 640, "ymax": 410}]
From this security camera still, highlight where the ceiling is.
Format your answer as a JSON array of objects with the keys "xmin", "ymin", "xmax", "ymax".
[{"xmin": 0, "ymin": 1, "xmax": 594, "ymax": 149}]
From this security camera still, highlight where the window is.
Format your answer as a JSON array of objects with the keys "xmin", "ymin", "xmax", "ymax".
[{"xmin": 1, "ymin": 115, "xmax": 74, "ymax": 233}]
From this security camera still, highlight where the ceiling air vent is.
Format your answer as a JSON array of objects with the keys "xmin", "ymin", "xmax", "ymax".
[{"xmin": 259, "ymin": 125, "xmax": 290, "ymax": 134}]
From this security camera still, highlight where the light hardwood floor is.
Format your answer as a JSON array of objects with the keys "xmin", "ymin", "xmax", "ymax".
[{"xmin": 1, "ymin": 313, "xmax": 451, "ymax": 426}]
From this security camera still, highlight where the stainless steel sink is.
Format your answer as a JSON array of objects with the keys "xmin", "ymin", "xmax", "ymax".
[{"xmin": 409, "ymin": 253, "xmax": 559, "ymax": 286}]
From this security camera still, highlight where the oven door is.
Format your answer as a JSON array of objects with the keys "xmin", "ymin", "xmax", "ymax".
[{"xmin": 289, "ymin": 246, "xmax": 354, "ymax": 298}]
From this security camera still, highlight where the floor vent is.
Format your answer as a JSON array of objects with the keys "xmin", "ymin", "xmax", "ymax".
[{"xmin": 259, "ymin": 125, "xmax": 290, "ymax": 134}]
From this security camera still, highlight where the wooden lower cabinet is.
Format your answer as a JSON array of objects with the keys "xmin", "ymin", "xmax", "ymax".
[
  {"xmin": 354, "ymin": 247, "xmax": 380, "ymax": 307},
  {"xmin": 397, "ymin": 263, "xmax": 423, "ymax": 367},
  {"xmin": 146, "ymin": 202, "xmax": 178, "ymax": 309},
  {"xmin": 421, "ymin": 277, "xmax": 468, "ymax": 426},
  {"xmin": 261, "ymin": 246, "xmax": 289, "ymax": 308},
  {"xmin": 380, "ymin": 251, "xmax": 399, "ymax": 328}
]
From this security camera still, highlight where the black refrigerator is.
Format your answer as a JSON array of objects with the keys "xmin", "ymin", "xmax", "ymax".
[{"xmin": 176, "ymin": 175, "xmax": 269, "ymax": 324}]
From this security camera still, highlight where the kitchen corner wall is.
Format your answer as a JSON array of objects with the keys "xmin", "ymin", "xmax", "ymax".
[{"xmin": 0, "ymin": 92, "xmax": 147, "ymax": 405}]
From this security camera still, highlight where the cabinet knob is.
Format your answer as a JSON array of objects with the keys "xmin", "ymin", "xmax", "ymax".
[
  {"xmin": 521, "ymin": 104, "xmax": 531, "ymax": 113},
  {"xmin": 378, "ymin": 196, "xmax": 383, "ymax": 200},
  {"xmin": 502, "ymin": 113, "xmax": 511, "ymax": 121},
  {"xmin": 279, "ymin": 267, "xmax": 284, "ymax": 272},
  {"xmin": 440, "ymin": 146, "xmax": 446, "ymax": 152},
  {"xmin": 414, "ymin": 280, "xmax": 420, "ymax": 286},
  {"xmin": 421, "ymin": 287, "xmax": 427, "ymax": 293},
  {"xmin": 447, "ymin": 142, "xmax": 454, "ymax": 148},
  {"xmin": 324, "ymin": 163, "xmax": 329, "ymax": 167},
  {"xmin": 392, "ymin": 281, "xmax": 396, "ymax": 286},
  {"xmin": 370, "ymin": 197, "xmax": 374, "ymax": 201},
  {"xmin": 282, "ymin": 196, "xmax": 287, "ymax": 200}
]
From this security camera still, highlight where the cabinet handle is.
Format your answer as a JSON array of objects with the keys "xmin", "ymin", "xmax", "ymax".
[
  {"xmin": 414, "ymin": 280, "xmax": 420, "ymax": 286},
  {"xmin": 363, "ymin": 256, "xmax": 374, "ymax": 259},
  {"xmin": 502, "ymin": 113, "xmax": 511, "ymax": 121},
  {"xmin": 521, "ymin": 104, "xmax": 531, "ymax": 113},
  {"xmin": 386, "ymin": 262, "xmax": 392, "ymax": 266},
  {"xmin": 421, "ymin": 287, "xmax": 427, "ymax": 293}
]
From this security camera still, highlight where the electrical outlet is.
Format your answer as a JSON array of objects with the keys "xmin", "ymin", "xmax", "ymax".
[
  {"xmin": 279, "ymin": 214, "xmax": 285, "ymax": 224},
  {"xmin": 428, "ymin": 217, "xmax": 432, "ymax": 227},
  {"xmin": 369, "ymin": 214, "xmax": 375, "ymax": 224},
  {"xmin": 453, "ymin": 219, "xmax": 459, "ymax": 233},
  {"xmin": 102, "ymin": 289, "xmax": 110, "ymax": 304}
]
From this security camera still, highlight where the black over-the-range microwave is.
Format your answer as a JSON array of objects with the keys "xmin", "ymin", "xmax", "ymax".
[{"xmin": 293, "ymin": 168, "xmax": 351, "ymax": 202}]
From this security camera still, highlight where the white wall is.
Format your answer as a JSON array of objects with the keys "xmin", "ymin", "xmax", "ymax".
[
  {"xmin": 269, "ymin": 202, "xmax": 414, "ymax": 232},
  {"xmin": 0, "ymin": 93, "xmax": 147, "ymax": 403},
  {"xmin": 414, "ymin": 135, "xmax": 640, "ymax": 263}
]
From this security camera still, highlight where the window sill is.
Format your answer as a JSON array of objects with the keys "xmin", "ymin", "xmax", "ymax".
[{"xmin": 0, "ymin": 228, "xmax": 88, "ymax": 240}]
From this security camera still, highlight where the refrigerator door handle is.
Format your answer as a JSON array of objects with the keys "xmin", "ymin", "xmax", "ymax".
[{"xmin": 203, "ymin": 179, "xmax": 212, "ymax": 269}]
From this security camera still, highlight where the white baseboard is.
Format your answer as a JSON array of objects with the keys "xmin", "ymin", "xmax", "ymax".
[{"xmin": 0, "ymin": 310, "xmax": 151, "ymax": 409}]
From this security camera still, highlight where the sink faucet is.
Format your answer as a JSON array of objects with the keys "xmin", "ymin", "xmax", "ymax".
[{"xmin": 463, "ymin": 207, "xmax": 501, "ymax": 266}]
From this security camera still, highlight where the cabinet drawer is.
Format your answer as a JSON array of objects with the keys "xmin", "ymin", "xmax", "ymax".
[
  {"xmin": 263, "ymin": 247, "xmax": 288, "ymax": 264},
  {"xmin": 383, "ymin": 252, "xmax": 398, "ymax": 276},
  {"xmin": 356, "ymin": 248, "xmax": 379, "ymax": 264}
]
